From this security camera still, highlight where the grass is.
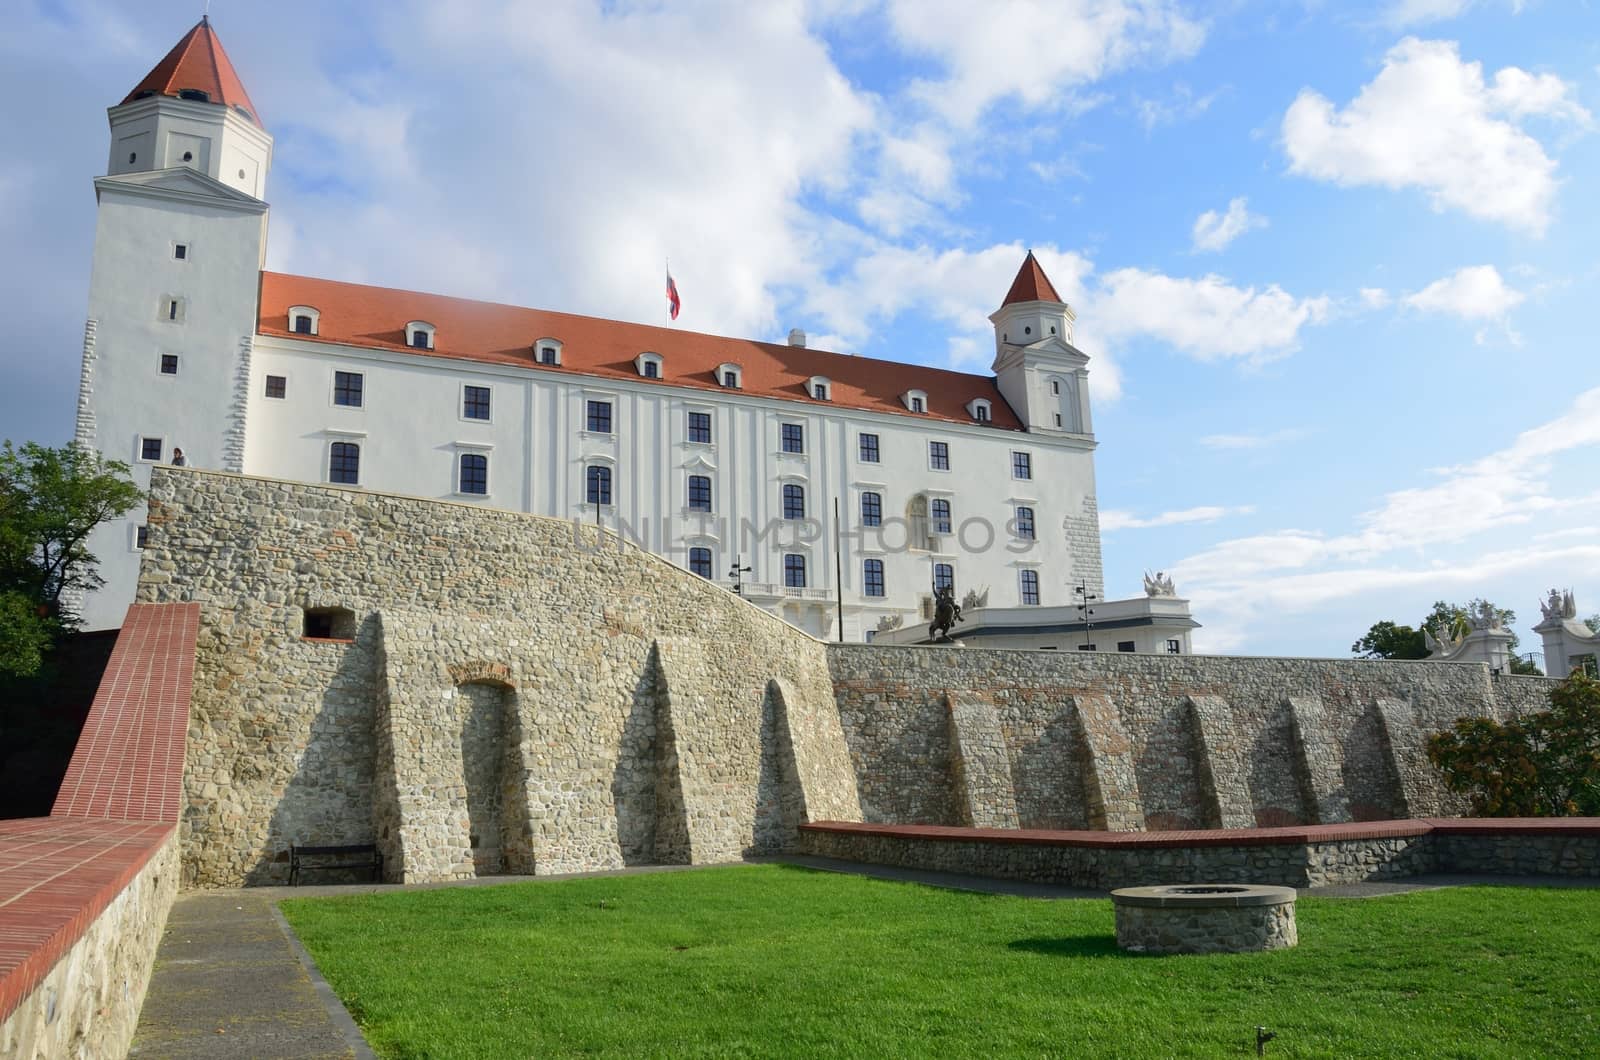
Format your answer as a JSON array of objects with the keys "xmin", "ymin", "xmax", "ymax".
[{"xmin": 280, "ymin": 865, "xmax": 1600, "ymax": 1058}]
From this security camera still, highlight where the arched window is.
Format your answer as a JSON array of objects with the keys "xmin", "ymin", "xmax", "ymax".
[
  {"xmin": 586, "ymin": 464, "xmax": 612, "ymax": 505},
  {"xmin": 782, "ymin": 483, "xmax": 805, "ymax": 520},
  {"xmin": 860, "ymin": 491, "xmax": 882, "ymax": 527},
  {"xmin": 863, "ymin": 559, "xmax": 885, "ymax": 598},
  {"xmin": 784, "ymin": 554, "xmax": 807, "ymax": 588},
  {"xmin": 459, "ymin": 453, "xmax": 488, "ymax": 495},
  {"xmin": 406, "ymin": 321, "xmax": 436, "ymax": 350},
  {"xmin": 934, "ymin": 563, "xmax": 954, "ymax": 593},
  {"xmin": 288, "ymin": 306, "xmax": 320, "ymax": 335},
  {"xmin": 688, "ymin": 547, "xmax": 713, "ymax": 578},
  {"xmin": 1020, "ymin": 569, "xmax": 1041, "ymax": 606},
  {"xmin": 930, "ymin": 498, "xmax": 952, "ymax": 535},
  {"xmin": 329, "ymin": 441, "xmax": 360, "ymax": 485},
  {"xmin": 688, "ymin": 474, "xmax": 712, "ymax": 511}
]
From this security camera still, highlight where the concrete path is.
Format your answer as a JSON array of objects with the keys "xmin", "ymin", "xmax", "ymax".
[
  {"xmin": 127, "ymin": 858, "xmax": 1597, "ymax": 1058},
  {"xmin": 129, "ymin": 892, "xmax": 371, "ymax": 1059}
]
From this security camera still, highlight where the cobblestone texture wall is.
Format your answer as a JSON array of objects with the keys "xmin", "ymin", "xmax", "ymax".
[
  {"xmin": 0, "ymin": 836, "xmax": 179, "ymax": 1060},
  {"xmin": 140, "ymin": 469, "xmax": 1562, "ymax": 885},
  {"xmin": 140, "ymin": 469, "xmax": 860, "ymax": 885},
  {"xmin": 826, "ymin": 646, "xmax": 1555, "ymax": 833},
  {"xmin": 1114, "ymin": 899, "xmax": 1297, "ymax": 954}
]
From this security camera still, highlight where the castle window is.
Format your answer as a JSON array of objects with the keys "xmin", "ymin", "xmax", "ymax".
[
  {"xmin": 781, "ymin": 423, "xmax": 804, "ymax": 454},
  {"xmin": 966, "ymin": 397, "xmax": 992, "ymax": 422},
  {"xmin": 782, "ymin": 483, "xmax": 806, "ymax": 520},
  {"xmin": 329, "ymin": 441, "xmax": 360, "ymax": 484},
  {"xmin": 174, "ymin": 244, "xmax": 188, "ymax": 260},
  {"xmin": 1118, "ymin": 641, "xmax": 1136, "ymax": 653},
  {"xmin": 406, "ymin": 321, "xmax": 435, "ymax": 350},
  {"xmin": 861, "ymin": 491, "xmax": 882, "ymax": 527},
  {"xmin": 135, "ymin": 525, "xmax": 149, "ymax": 550},
  {"xmin": 717, "ymin": 363, "xmax": 742, "ymax": 389},
  {"xmin": 929, "ymin": 441, "xmax": 950, "ymax": 471},
  {"xmin": 586, "ymin": 464, "xmax": 612, "ymax": 505},
  {"xmin": 176, "ymin": 89, "xmax": 210, "ymax": 103},
  {"xmin": 1012, "ymin": 451, "xmax": 1032, "ymax": 480},
  {"xmin": 689, "ymin": 547, "xmax": 713, "ymax": 578},
  {"xmin": 934, "ymin": 563, "xmax": 954, "ymax": 593},
  {"xmin": 161, "ymin": 296, "xmax": 185, "ymax": 323},
  {"xmin": 931, "ymin": 499, "xmax": 952, "ymax": 535},
  {"xmin": 462, "ymin": 384, "xmax": 491, "ymax": 421},
  {"xmin": 637, "ymin": 352, "xmax": 663, "ymax": 378},
  {"xmin": 1015, "ymin": 506, "xmax": 1035, "ymax": 540},
  {"xmin": 1167, "ymin": 639, "xmax": 1182, "ymax": 655},
  {"xmin": 687, "ymin": 411, "xmax": 712, "ymax": 444},
  {"xmin": 864, "ymin": 559, "xmax": 885, "ymax": 598},
  {"xmin": 140, "ymin": 437, "xmax": 162, "ymax": 461},
  {"xmin": 333, "ymin": 371, "xmax": 364, "ymax": 407},
  {"xmin": 160, "ymin": 354, "xmax": 179, "ymax": 375},
  {"xmin": 859, "ymin": 433, "xmax": 880, "ymax": 463},
  {"xmin": 1054, "ymin": 413, "xmax": 1062, "ymax": 428},
  {"xmin": 265, "ymin": 375, "xmax": 286, "ymax": 399},
  {"xmin": 975, "ymin": 404, "xmax": 989, "ymax": 422},
  {"xmin": 458, "ymin": 453, "xmax": 488, "ymax": 495},
  {"xmin": 289, "ymin": 306, "xmax": 320, "ymax": 335},
  {"xmin": 688, "ymin": 474, "xmax": 712, "ymax": 512},
  {"xmin": 808, "ymin": 375, "xmax": 831, "ymax": 401},
  {"xmin": 586, "ymin": 399, "xmax": 613, "ymax": 434},
  {"xmin": 535, "ymin": 339, "xmax": 563, "ymax": 365},
  {"xmin": 1020, "ymin": 569, "xmax": 1040, "ymax": 606},
  {"xmin": 302, "ymin": 606, "xmax": 355, "ymax": 640},
  {"xmin": 1051, "ymin": 380, "xmax": 1060, "ymax": 395},
  {"xmin": 784, "ymin": 554, "xmax": 807, "ymax": 588}
]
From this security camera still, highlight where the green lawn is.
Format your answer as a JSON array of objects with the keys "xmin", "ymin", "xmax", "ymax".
[{"xmin": 280, "ymin": 865, "xmax": 1600, "ymax": 1059}]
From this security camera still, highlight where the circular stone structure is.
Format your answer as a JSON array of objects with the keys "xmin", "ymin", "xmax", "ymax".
[{"xmin": 1110, "ymin": 884, "xmax": 1298, "ymax": 955}]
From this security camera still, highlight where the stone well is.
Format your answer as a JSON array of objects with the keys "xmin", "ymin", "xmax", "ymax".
[{"xmin": 1110, "ymin": 884, "xmax": 1297, "ymax": 955}]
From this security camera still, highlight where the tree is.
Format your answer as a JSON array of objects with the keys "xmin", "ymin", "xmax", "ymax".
[
  {"xmin": 1353, "ymin": 598, "xmax": 1541, "ymax": 674},
  {"xmin": 1426, "ymin": 672, "xmax": 1600, "ymax": 817},
  {"xmin": 0, "ymin": 441, "xmax": 141, "ymax": 676},
  {"xmin": 1351, "ymin": 620, "xmax": 1427, "ymax": 660},
  {"xmin": 1587, "ymin": 615, "xmax": 1600, "ymax": 635}
]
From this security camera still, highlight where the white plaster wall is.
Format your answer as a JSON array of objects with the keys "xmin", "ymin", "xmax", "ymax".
[
  {"xmin": 78, "ymin": 184, "xmax": 266, "ymax": 630},
  {"xmin": 243, "ymin": 338, "xmax": 1102, "ymax": 641},
  {"xmin": 106, "ymin": 98, "xmax": 272, "ymax": 200}
]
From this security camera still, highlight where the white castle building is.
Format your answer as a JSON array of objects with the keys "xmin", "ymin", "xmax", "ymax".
[{"xmin": 74, "ymin": 17, "xmax": 1197, "ymax": 650}]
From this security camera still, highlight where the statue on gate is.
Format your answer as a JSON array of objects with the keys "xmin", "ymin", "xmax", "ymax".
[{"xmin": 928, "ymin": 584, "xmax": 964, "ymax": 642}]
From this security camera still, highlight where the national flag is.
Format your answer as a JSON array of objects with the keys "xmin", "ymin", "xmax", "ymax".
[{"xmin": 666, "ymin": 271, "xmax": 681, "ymax": 321}]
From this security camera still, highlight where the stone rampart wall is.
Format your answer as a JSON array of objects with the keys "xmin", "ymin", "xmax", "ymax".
[
  {"xmin": 826, "ymin": 646, "xmax": 1556, "ymax": 832},
  {"xmin": 139, "ymin": 470, "xmax": 1561, "ymax": 885},
  {"xmin": 0, "ymin": 834, "xmax": 179, "ymax": 1060},
  {"xmin": 141, "ymin": 468, "xmax": 860, "ymax": 886}
]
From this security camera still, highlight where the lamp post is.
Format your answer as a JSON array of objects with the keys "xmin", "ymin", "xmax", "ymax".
[
  {"xmin": 1074, "ymin": 580, "xmax": 1098, "ymax": 651},
  {"xmin": 728, "ymin": 555, "xmax": 751, "ymax": 597}
]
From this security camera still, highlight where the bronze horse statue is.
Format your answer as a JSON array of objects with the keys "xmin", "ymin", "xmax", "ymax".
[{"xmin": 928, "ymin": 585, "xmax": 964, "ymax": 642}]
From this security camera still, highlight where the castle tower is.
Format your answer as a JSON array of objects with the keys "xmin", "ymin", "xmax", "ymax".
[
  {"xmin": 75, "ymin": 18, "xmax": 272, "ymax": 630},
  {"xmin": 989, "ymin": 252, "xmax": 1093, "ymax": 436}
]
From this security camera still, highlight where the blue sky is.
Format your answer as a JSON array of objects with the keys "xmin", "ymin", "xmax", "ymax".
[{"xmin": 2, "ymin": 0, "xmax": 1596, "ymax": 659}]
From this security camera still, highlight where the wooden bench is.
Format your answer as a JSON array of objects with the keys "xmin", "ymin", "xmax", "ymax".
[{"xmin": 288, "ymin": 843, "xmax": 384, "ymax": 886}]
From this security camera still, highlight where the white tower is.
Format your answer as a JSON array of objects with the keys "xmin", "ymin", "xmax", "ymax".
[
  {"xmin": 74, "ymin": 17, "xmax": 271, "ymax": 630},
  {"xmin": 989, "ymin": 252, "xmax": 1093, "ymax": 436}
]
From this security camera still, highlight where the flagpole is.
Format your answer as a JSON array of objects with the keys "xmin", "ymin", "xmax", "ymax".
[{"xmin": 664, "ymin": 257, "xmax": 670, "ymax": 328}]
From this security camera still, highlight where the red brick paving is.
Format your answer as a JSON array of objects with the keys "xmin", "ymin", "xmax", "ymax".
[{"xmin": 1, "ymin": 603, "xmax": 198, "ymax": 1025}]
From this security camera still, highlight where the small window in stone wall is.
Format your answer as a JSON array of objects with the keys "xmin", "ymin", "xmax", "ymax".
[
  {"xmin": 1118, "ymin": 641, "xmax": 1135, "ymax": 653},
  {"xmin": 303, "ymin": 606, "xmax": 356, "ymax": 640}
]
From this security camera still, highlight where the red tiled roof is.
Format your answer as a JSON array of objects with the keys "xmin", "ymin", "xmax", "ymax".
[
  {"xmin": 122, "ymin": 17, "xmax": 262, "ymax": 127},
  {"xmin": 257, "ymin": 272, "xmax": 1026, "ymax": 430},
  {"xmin": 52, "ymin": 603, "xmax": 200, "ymax": 824},
  {"xmin": 1001, "ymin": 251, "xmax": 1063, "ymax": 306}
]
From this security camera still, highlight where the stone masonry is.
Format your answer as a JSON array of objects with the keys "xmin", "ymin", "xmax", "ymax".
[{"xmin": 138, "ymin": 468, "xmax": 1559, "ymax": 885}]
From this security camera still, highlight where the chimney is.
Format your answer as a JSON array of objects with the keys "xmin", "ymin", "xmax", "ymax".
[{"xmin": 788, "ymin": 328, "xmax": 807, "ymax": 348}]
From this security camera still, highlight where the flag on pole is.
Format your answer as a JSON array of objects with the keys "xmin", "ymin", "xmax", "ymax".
[{"xmin": 666, "ymin": 270, "xmax": 681, "ymax": 321}]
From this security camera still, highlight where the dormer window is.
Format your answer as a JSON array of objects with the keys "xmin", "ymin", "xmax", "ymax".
[
  {"xmin": 718, "ymin": 363, "xmax": 742, "ymax": 389},
  {"xmin": 902, "ymin": 389, "xmax": 928, "ymax": 413},
  {"xmin": 288, "ymin": 306, "xmax": 320, "ymax": 336},
  {"xmin": 637, "ymin": 352, "xmax": 664, "ymax": 379},
  {"xmin": 176, "ymin": 88, "xmax": 211, "ymax": 103},
  {"xmin": 406, "ymin": 321, "xmax": 436, "ymax": 350},
  {"xmin": 966, "ymin": 398, "xmax": 992, "ymax": 423},
  {"xmin": 536, "ymin": 338, "xmax": 563, "ymax": 366},
  {"xmin": 808, "ymin": 376, "xmax": 831, "ymax": 401}
]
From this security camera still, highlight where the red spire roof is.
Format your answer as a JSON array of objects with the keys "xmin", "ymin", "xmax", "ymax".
[
  {"xmin": 122, "ymin": 17, "xmax": 262, "ymax": 127},
  {"xmin": 1000, "ymin": 251, "xmax": 1063, "ymax": 306}
]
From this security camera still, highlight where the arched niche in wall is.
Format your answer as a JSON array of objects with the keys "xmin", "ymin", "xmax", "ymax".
[{"xmin": 448, "ymin": 668, "xmax": 523, "ymax": 876}]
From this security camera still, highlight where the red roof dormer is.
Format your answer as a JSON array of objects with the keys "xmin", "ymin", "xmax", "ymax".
[
  {"xmin": 122, "ymin": 17, "xmax": 262, "ymax": 128},
  {"xmin": 1000, "ymin": 250, "xmax": 1063, "ymax": 307}
]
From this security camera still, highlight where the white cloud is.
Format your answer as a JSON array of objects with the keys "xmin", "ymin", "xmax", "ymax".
[
  {"xmin": 1101, "ymin": 505, "xmax": 1255, "ymax": 531},
  {"xmin": 1199, "ymin": 429, "xmax": 1308, "ymax": 450},
  {"xmin": 1191, "ymin": 196, "xmax": 1267, "ymax": 252},
  {"xmin": 1402, "ymin": 264, "xmax": 1524, "ymax": 320},
  {"xmin": 884, "ymin": 0, "xmax": 1205, "ymax": 126},
  {"xmin": 1092, "ymin": 269, "xmax": 1331, "ymax": 361},
  {"xmin": 1380, "ymin": 0, "xmax": 1530, "ymax": 28},
  {"xmin": 1281, "ymin": 37, "xmax": 1589, "ymax": 234},
  {"xmin": 1359, "ymin": 287, "xmax": 1392, "ymax": 309},
  {"xmin": 1134, "ymin": 82, "xmax": 1222, "ymax": 131}
]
